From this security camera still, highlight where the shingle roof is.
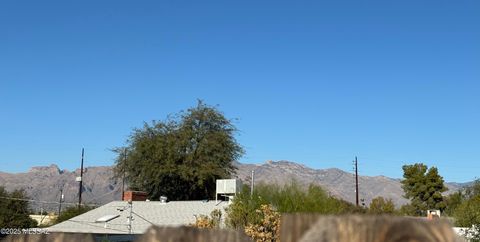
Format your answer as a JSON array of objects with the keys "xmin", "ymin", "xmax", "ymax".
[{"xmin": 48, "ymin": 200, "xmax": 228, "ymax": 234}]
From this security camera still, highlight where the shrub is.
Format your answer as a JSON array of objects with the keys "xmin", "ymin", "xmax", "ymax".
[
  {"xmin": 244, "ymin": 204, "xmax": 280, "ymax": 242},
  {"xmin": 226, "ymin": 181, "xmax": 359, "ymax": 230},
  {"xmin": 192, "ymin": 209, "xmax": 222, "ymax": 229},
  {"xmin": 54, "ymin": 205, "xmax": 93, "ymax": 224},
  {"xmin": 368, "ymin": 196, "xmax": 395, "ymax": 214}
]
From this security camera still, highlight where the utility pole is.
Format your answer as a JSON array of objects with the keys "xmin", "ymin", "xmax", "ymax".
[
  {"xmin": 250, "ymin": 170, "xmax": 255, "ymax": 197},
  {"xmin": 58, "ymin": 189, "xmax": 64, "ymax": 215},
  {"xmin": 355, "ymin": 156, "xmax": 359, "ymax": 207},
  {"xmin": 122, "ymin": 148, "xmax": 127, "ymax": 201},
  {"xmin": 78, "ymin": 148, "xmax": 84, "ymax": 208}
]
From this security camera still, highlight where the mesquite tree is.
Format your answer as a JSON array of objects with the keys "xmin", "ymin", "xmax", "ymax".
[{"xmin": 114, "ymin": 101, "xmax": 243, "ymax": 201}]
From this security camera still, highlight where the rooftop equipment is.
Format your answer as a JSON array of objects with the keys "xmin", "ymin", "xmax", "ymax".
[
  {"xmin": 216, "ymin": 179, "xmax": 242, "ymax": 203},
  {"xmin": 95, "ymin": 214, "xmax": 120, "ymax": 228}
]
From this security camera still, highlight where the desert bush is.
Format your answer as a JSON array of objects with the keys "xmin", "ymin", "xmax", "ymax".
[
  {"xmin": 244, "ymin": 204, "xmax": 280, "ymax": 242},
  {"xmin": 227, "ymin": 182, "xmax": 360, "ymax": 230},
  {"xmin": 368, "ymin": 196, "xmax": 395, "ymax": 214},
  {"xmin": 192, "ymin": 209, "xmax": 222, "ymax": 229},
  {"xmin": 53, "ymin": 205, "xmax": 93, "ymax": 224}
]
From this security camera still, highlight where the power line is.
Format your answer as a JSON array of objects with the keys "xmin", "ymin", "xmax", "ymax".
[
  {"xmin": 131, "ymin": 211, "xmax": 155, "ymax": 226},
  {"xmin": 0, "ymin": 196, "xmax": 98, "ymax": 207},
  {"xmin": 67, "ymin": 219, "xmax": 128, "ymax": 233},
  {"xmin": 84, "ymin": 188, "xmax": 119, "ymax": 204}
]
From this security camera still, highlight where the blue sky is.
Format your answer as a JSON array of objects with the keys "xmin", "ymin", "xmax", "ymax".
[{"xmin": 1, "ymin": 0, "xmax": 478, "ymax": 182}]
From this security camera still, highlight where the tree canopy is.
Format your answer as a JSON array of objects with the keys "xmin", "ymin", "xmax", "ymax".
[
  {"xmin": 0, "ymin": 186, "xmax": 37, "ymax": 228},
  {"xmin": 401, "ymin": 163, "xmax": 447, "ymax": 216},
  {"xmin": 114, "ymin": 101, "xmax": 243, "ymax": 201}
]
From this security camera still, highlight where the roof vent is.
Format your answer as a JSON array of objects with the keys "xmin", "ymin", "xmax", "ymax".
[{"xmin": 160, "ymin": 196, "xmax": 168, "ymax": 203}]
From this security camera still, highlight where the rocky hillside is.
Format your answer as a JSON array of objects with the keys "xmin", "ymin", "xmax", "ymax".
[
  {"xmin": 0, "ymin": 165, "xmax": 122, "ymax": 212},
  {"xmin": 0, "ymin": 161, "xmax": 464, "ymax": 212},
  {"xmin": 236, "ymin": 160, "xmax": 462, "ymax": 206}
]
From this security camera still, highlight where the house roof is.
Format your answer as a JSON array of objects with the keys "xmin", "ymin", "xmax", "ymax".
[{"xmin": 48, "ymin": 200, "xmax": 228, "ymax": 234}]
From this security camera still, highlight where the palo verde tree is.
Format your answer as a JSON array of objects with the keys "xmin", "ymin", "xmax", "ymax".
[
  {"xmin": 114, "ymin": 101, "xmax": 243, "ymax": 201},
  {"xmin": 401, "ymin": 163, "xmax": 447, "ymax": 216}
]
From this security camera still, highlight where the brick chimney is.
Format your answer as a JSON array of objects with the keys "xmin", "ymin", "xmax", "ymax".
[{"xmin": 122, "ymin": 191, "xmax": 148, "ymax": 201}]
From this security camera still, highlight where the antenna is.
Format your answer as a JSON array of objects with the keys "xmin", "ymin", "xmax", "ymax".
[{"xmin": 78, "ymin": 148, "xmax": 84, "ymax": 207}]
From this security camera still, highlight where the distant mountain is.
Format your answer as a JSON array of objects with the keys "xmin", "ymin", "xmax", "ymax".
[
  {"xmin": 0, "ymin": 165, "xmax": 122, "ymax": 212},
  {"xmin": 0, "ymin": 161, "xmax": 467, "ymax": 212},
  {"xmin": 235, "ymin": 160, "xmax": 464, "ymax": 206}
]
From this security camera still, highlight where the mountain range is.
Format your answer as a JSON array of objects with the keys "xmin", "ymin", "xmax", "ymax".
[{"xmin": 0, "ymin": 160, "xmax": 466, "ymax": 212}]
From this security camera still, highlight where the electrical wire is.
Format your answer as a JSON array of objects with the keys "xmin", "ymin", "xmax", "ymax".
[
  {"xmin": 84, "ymin": 188, "xmax": 119, "ymax": 204},
  {"xmin": 0, "ymin": 196, "xmax": 98, "ymax": 206}
]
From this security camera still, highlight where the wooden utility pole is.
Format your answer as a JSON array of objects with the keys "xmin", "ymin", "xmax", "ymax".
[
  {"xmin": 58, "ymin": 189, "xmax": 64, "ymax": 215},
  {"xmin": 250, "ymin": 170, "xmax": 255, "ymax": 197},
  {"xmin": 122, "ymin": 148, "xmax": 127, "ymax": 200},
  {"xmin": 355, "ymin": 156, "xmax": 359, "ymax": 207},
  {"xmin": 78, "ymin": 148, "xmax": 84, "ymax": 207}
]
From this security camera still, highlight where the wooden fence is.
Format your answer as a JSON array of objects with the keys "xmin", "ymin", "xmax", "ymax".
[
  {"xmin": 136, "ymin": 226, "xmax": 250, "ymax": 242},
  {"xmin": 281, "ymin": 214, "xmax": 464, "ymax": 242},
  {"xmin": 3, "ymin": 214, "xmax": 464, "ymax": 242}
]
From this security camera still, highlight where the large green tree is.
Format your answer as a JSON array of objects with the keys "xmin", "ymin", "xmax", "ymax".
[
  {"xmin": 401, "ymin": 163, "xmax": 447, "ymax": 216},
  {"xmin": 0, "ymin": 187, "xmax": 37, "ymax": 228},
  {"xmin": 114, "ymin": 101, "xmax": 243, "ymax": 201}
]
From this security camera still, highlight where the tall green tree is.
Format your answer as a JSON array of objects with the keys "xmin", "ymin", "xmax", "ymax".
[
  {"xmin": 0, "ymin": 187, "xmax": 37, "ymax": 228},
  {"xmin": 114, "ymin": 101, "xmax": 243, "ymax": 201},
  {"xmin": 401, "ymin": 163, "xmax": 447, "ymax": 216}
]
